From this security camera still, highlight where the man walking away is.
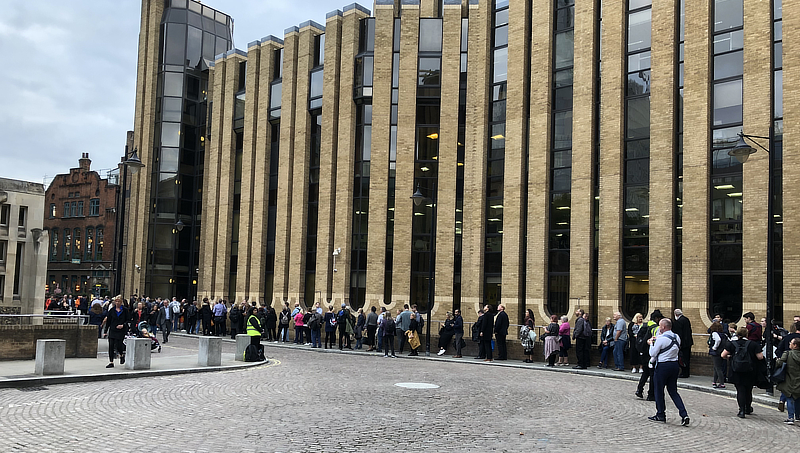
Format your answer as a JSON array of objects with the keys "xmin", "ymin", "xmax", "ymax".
[
  {"xmin": 494, "ymin": 304, "xmax": 509, "ymax": 360},
  {"xmin": 647, "ymin": 318, "xmax": 690, "ymax": 426}
]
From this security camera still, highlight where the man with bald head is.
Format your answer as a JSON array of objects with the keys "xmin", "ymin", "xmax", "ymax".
[{"xmin": 647, "ymin": 318, "xmax": 690, "ymax": 426}]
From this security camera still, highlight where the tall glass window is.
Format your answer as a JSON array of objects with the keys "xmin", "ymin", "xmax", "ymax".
[
  {"xmin": 63, "ymin": 228, "xmax": 71, "ymax": 261},
  {"xmin": 265, "ymin": 47, "xmax": 283, "ymax": 300},
  {"xmin": 709, "ymin": 0, "xmax": 744, "ymax": 321},
  {"xmin": 86, "ymin": 227, "xmax": 94, "ymax": 262},
  {"xmin": 96, "ymin": 227, "xmax": 104, "ymax": 262},
  {"xmin": 772, "ymin": 0, "xmax": 783, "ymax": 321},
  {"xmin": 622, "ymin": 0, "xmax": 651, "ymax": 319},
  {"xmin": 350, "ymin": 19, "xmax": 375, "ymax": 309},
  {"xmin": 148, "ymin": 1, "xmax": 231, "ymax": 299},
  {"xmin": 453, "ymin": 17, "xmax": 468, "ymax": 313},
  {"xmin": 675, "ymin": 0, "xmax": 685, "ymax": 307},
  {"xmin": 50, "ymin": 229, "xmax": 59, "ymax": 262},
  {"xmin": 304, "ymin": 35, "xmax": 324, "ymax": 306},
  {"xmin": 384, "ymin": 18, "xmax": 401, "ymax": 305},
  {"xmin": 484, "ymin": 1, "xmax": 508, "ymax": 308},
  {"xmin": 73, "ymin": 228, "xmax": 82, "ymax": 261},
  {"xmin": 548, "ymin": 0, "xmax": 575, "ymax": 316}
]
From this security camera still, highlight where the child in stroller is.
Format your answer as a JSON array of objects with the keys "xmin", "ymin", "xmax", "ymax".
[{"xmin": 137, "ymin": 321, "xmax": 162, "ymax": 352}]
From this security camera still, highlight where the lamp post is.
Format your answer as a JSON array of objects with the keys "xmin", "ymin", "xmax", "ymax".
[
  {"xmin": 727, "ymin": 128, "xmax": 775, "ymax": 378},
  {"xmin": 113, "ymin": 146, "xmax": 144, "ymax": 296},
  {"xmin": 411, "ymin": 182, "xmax": 437, "ymax": 357}
]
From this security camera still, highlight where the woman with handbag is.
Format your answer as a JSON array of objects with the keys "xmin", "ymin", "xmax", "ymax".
[
  {"xmin": 543, "ymin": 315, "xmax": 560, "ymax": 367},
  {"xmin": 407, "ymin": 313, "xmax": 421, "ymax": 356},
  {"xmin": 775, "ymin": 337, "xmax": 800, "ymax": 425},
  {"xmin": 708, "ymin": 321, "xmax": 727, "ymax": 388}
]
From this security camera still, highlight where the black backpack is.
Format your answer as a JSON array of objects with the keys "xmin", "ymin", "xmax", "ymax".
[
  {"xmin": 417, "ymin": 315, "xmax": 424, "ymax": 333},
  {"xmin": 384, "ymin": 316, "xmax": 395, "ymax": 332},
  {"xmin": 731, "ymin": 339, "xmax": 754, "ymax": 373},
  {"xmin": 244, "ymin": 344, "xmax": 264, "ymax": 362}
]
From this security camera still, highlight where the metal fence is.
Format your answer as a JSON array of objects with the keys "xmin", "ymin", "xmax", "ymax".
[{"xmin": 0, "ymin": 313, "xmax": 90, "ymax": 326}]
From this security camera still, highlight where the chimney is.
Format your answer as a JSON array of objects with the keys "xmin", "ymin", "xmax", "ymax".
[{"xmin": 79, "ymin": 153, "xmax": 91, "ymax": 172}]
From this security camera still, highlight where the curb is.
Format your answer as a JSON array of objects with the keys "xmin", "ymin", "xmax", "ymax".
[
  {"xmin": 181, "ymin": 332, "xmax": 780, "ymax": 409},
  {"xmin": 0, "ymin": 356, "xmax": 268, "ymax": 389}
]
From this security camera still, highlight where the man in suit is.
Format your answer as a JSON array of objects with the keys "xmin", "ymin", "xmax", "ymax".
[
  {"xmin": 494, "ymin": 304, "xmax": 510, "ymax": 360},
  {"xmin": 672, "ymin": 308, "xmax": 693, "ymax": 378},
  {"xmin": 478, "ymin": 305, "xmax": 495, "ymax": 362},
  {"xmin": 157, "ymin": 300, "xmax": 171, "ymax": 343}
]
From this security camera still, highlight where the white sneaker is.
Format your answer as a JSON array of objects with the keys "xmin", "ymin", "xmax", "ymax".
[{"xmin": 437, "ymin": 349, "xmax": 445, "ymax": 356}]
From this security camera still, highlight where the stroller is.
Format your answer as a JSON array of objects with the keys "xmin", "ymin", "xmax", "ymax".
[{"xmin": 137, "ymin": 321, "xmax": 162, "ymax": 352}]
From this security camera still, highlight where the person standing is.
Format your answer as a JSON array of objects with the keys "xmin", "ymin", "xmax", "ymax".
[
  {"xmin": 628, "ymin": 313, "xmax": 644, "ymax": 373},
  {"xmin": 103, "ymin": 296, "xmax": 130, "ymax": 368},
  {"xmin": 494, "ymin": 304, "xmax": 510, "ymax": 360},
  {"xmin": 380, "ymin": 311, "xmax": 397, "ymax": 358},
  {"xmin": 544, "ymin": 315, "xmax": 560, "ymax": 367},
  {"xmin": 636, "ymin": 309, "xmax": 663, "ymax": 401},
  {"xmin": 324, "ymin": 305, "xmax": 337, "ymax": 349},
  {"xmin": 355, "ymin": 308, "xmax": 366, "ymax": 350},
  {"xmin": 673, "ymin": 309, "xmax": 694, "ymax": 378},
  {"xmin": 647, "ymin": 318, "xmax": 690, "ymax": 426},
  {"xmin": 278, "ymin": 302, "xmax": 291, "ymax": 342},
  {"xmin": 473, "ymin": 309, "xmax": 485, "ymax": 359},
  {"xmin": 337, "ymin": 304, "xmax": 351, "ymax": 350},
  {"xmin": 245, "ymin": 306, "xmax": 262, "ymax": 346},
  {"xmin": 293, "ymin": 308, "xmax": 306, "ymax": 344},
  {"xmin": 453, "ymin": 309, "xmax": 464, "ymax": 358},
  {"xmin": 612, "ymin": 311, "xmax": 628, "ymax": 371},
  {"xmin": 168, "ymin": 297, "xmax": 181, "ymax": 332},
  {"xmin": 396, "ymin": 305, "xmax": 411, "ymax": 353},
  {"xmin": 366, "ymin": 306, "xmax": 379, "ymax": 351},
  {"xmin": 376, "ymin": 307, "xmax": 386, "ymax": 352},
  {"xmin": 721, "ymin": 326, "xmax": 765, "ymax": 418},
  {"xmin": 775, "ymin": 338, "xmax": 800, "ymax": 425},
  {"xmin": 407, "ymin": 313, "xmax": 421, "ymax": 356},
  {"xmin": 264, "ymin": 305, "xmax": 277, "ymax": 342},
  {"xmin": 708, "ymin": 321, "xmax": 728, "ymax": 389},
  {"xmin": 558, "ymin": 315, "xmax": 571, "ymax": 366},
  {"xmin": 308, "ymin": 308, "xmax": 323, "ymax": 348},
  {"xmin": 521, "ymin": 309, "xmax": 535, "ymax": 363},
  {"xmin": 186, "ymin": 300, "xmax": 198, "ymax": 335},
  {"xmin": 437, "ymin": 312, "xmax": 455, "ymax": 356},
  {"xmin": 200, "ymin": 298, "xmax": 213, "ymax": 335},
  {"xmin": 743, "ymin": 312, "xmax": 763, "ymax": 342},
  {"xmin": 572, "ymin": 309, "xmax": 591, "ymax": 369},
  {"xmin": 478, "ymin": 305, "xmax": 495, "ymax": 362}
]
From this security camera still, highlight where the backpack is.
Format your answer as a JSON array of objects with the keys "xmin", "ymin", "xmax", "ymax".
[
  {"xmin": 731, "ymin": 340, "xmax": 754, "ymax": 373},
  {"xmin": 230, "ymin": 308, "xmax": 241, "ymax": 324},
  {"xmin": 417, "ymin": 315, "xmax": 424, "ymax": 333},
  {"xmin": 187, "ymin": 305, "xmax": 197, "ymax": 317},
  {"xmin": 172, "ymin": 303, "xmax": 180, "ymax": 314},
  {"xmin": 337, "ymin": 310, "xmax": 348, "ymax": 326},
  {"xmin": 244, "ymin": 344, "xmax": 264, "ymax": 362},
  {"xmin": 707, "ymin": 333, "xmax": 714, "ymax": 347},
  {"xmin": 309, "ymin": 313, "xmax": 321, "ymax": 330},
  {"xmin": 384, "ymin": 316, "xmax": 395, "ymax": 332},
  {"xmin": 279, "ymin": 311, "xmax": 290, "ymax": 325}
]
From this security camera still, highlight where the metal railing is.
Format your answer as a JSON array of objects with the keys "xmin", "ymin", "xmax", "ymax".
[{"xmin": 0, "ymin": 313, "xmax": 90, "ymax": 326}]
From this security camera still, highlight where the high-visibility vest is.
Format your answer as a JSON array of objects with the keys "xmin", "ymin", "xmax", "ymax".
[{"xmin": 246, "ymin": 315, "xmax": 261, "ymax": 336}]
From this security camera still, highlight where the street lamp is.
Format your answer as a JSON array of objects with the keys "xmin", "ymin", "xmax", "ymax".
[
  {"xmin": 175, "ymin": 219, "xmax": 185, "ymax": 232},
  {"xmin": 411, "ymin": 182, "xmax": 437, "ymax": 357},
  {"xmin": 113, "ymin": 146, "xmax": 146, "ymax": 296},
  {"xmin": 727, "ymin": 129, "xmax": 775, "ymax": 381}
]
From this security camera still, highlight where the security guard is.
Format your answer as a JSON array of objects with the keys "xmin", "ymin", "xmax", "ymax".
[{"xmin": 246, "ymin": 306, "xmax": 262, "ymax": 346}]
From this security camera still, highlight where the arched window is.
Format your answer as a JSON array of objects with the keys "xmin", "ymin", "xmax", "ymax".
[
  {"xmin": 73, "ymin": 228, "xmax": 82, "ymax": 261},
  {"xmin": 96, "ymin": 227, "xmax": 104, "ymax": 261},
  {"xmin": 49, "ymin": 229, "xmax": 59, "ymax": 261},
  {"xmin": 85, "ymin": 227, "xmax": 94, "ymax": 261}
]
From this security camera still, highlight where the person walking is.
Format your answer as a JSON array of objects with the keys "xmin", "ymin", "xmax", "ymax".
[
  {"xmin": 636, "ymin": 310, "xmax": 664, "ymax": 401},
  {"xmin": 647, "ymin": 318, "xmax": 690, "ymax": 426},
  {"xmin": 103, "ymin": 296, "xmax": 130, "ymax": 368},
  {"xmin": 708, "ymin": 321, "xmax": 728, "ymax": 388},
  {"xmin": 157, "ymin": 299, "xmax": 171, "ymax": 343},
  {"xmin": 494, "ymin": 304, "xmax": 510, "ymax": 360},
  {"xmin": 776, "ymin": 338, "xmax": 800, "ymax": 425},
  {"xmin": 721, "ymin": 326, "xmax": 765, "ymax": 418},
  {"xmin": 453, "ymin": 309, "xmax": 465, "ymax": 358}
]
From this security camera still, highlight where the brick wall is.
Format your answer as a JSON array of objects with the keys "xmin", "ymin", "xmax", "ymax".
[{"xmin": 0, "ymin": 325, "xmax": 98, "ymax": 360}]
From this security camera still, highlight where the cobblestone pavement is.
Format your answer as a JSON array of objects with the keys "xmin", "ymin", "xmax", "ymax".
[{"xmin": 0, "ymin": 336, "xmax": 796, "ymax": 453}]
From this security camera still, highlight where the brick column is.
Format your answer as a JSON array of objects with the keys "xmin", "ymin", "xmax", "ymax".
[{"xmin": 783, "ymin": 0, "xmax": 800, "ymax": 327}]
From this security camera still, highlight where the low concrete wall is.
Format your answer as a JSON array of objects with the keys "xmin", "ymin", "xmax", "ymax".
[{"xmin": 0, "ymin": 325, "xmax": 98, "ymax": 360}]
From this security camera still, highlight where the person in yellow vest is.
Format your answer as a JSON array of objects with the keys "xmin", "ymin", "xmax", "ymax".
[{"xmin": 246, "ymin": 306, "xmax": 262, "ymax": 346}]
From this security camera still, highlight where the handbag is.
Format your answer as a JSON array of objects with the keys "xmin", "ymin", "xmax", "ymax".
[{"xmin": 771, "ymin": 362, "xmax": 787, "ymax": 384}]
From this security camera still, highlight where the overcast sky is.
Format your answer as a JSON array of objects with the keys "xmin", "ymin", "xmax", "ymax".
[{"xmin": 0, "ymin": 0, "xmax": 354, "ymax": 186}]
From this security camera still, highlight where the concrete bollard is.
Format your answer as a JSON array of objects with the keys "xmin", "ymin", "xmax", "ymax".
[
  {"xmin": 34, "ymin": 339, "xmax": 66, "ymax": 375},
  {"xmin": 198, "ymin": 336, "xmax": 222, "ymax": 366},
  {"xmin": 124, "ymin": 338, "xmax": 152, "ymax": 370},
  {"xmin": 235, "ymin": 334, "xmax": 250, "ymax": 361}
]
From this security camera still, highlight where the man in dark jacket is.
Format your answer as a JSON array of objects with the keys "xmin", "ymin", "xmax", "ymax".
[
  {"xmin": 494, "ymin": 304, "xmax": 510, "ymax": 360},
  {"xmin": 478, "ymin": 305, "xmax": 495, "ymax": 362},
  {"xmin": 157, "ymin": 300, "xmax": 171, "ymax": 343},
  {"xmin": 103, "ymin": 296, "xmax": 131, "ymax": 368},
  {"xmin": 453, "ymin": 309, "xmax": 464, "ymax": 358},
  {"xmin": 572, "ymin": 309, "xmax": 591, "ymax": 369},
  {"xmin": 673, "ymin": 308, "xmax": 694, "ymax": 378}
]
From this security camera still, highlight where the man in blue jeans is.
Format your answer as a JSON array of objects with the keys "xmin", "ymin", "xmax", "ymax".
[
  {"xmin": 613, "ymin": 311, "xmax": 628, "ymax": 371},
  {"xmin": 647, "ymin": 318, "xmax": 690, "ymax": 426}
]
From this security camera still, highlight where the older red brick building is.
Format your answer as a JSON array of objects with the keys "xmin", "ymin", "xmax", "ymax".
[{"xmin": 43, "ymin": 154, "xmax": 118, "ymax": 298}]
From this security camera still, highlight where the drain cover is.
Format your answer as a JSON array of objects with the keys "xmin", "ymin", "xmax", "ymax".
[
  {"xmin": 18, "ymin": 386, "xmax": 48, "ymax": 392},
  {"xmin": 394, "ymin": 382, "xmax": 439, "ymax": 389}
]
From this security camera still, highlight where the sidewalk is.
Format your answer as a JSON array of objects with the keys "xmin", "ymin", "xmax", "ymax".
[
  {"xmin": 0, "ymin": 336, "xmax": 266, "ymax": 388},
  {"xmin": 243, "ymin": 334, "xmax": 782, "ymax": 409}
]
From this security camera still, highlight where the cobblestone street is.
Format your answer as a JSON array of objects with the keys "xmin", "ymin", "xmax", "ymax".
[{"xmin": 0, "ymin": 336, "xmax": 796, "ymax": 452}]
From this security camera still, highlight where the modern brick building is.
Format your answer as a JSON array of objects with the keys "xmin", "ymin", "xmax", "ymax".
[
  {"xmin": 43, "ymin": 154, "xmax": 119, "ymax": 298},
  {"xmin": 124, "ymin": 0, "xmax": 796, "ymax": 337}
]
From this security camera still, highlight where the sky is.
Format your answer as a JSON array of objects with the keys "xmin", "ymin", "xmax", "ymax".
[{"xmin": 0, "ymin": 0, "xmax": 353, "ymax": 187}]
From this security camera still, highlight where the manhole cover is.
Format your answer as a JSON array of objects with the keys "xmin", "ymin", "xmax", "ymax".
[
  {"xmin": 18, "ymin": 386, "xmax": 48, "ymax": 392},
  {"xmin": 394, "ymin": 382, "xmax": 439, "ymax": 389}
]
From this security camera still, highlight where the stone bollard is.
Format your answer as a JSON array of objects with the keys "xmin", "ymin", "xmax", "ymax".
[
  {"xmin": 235, "ymin": 334, "xmax": 250, "ymax": 361},
  {"xmin": 124, "ymin": 338, "xmax": 152, "ymax": 370},
  {"xmin": 34, "ymin": 339, "xmax": 66, "ymax": 376},
  {"xmin": 198, "ymin": 336, "xmax": 222, "ymax": 366}
]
